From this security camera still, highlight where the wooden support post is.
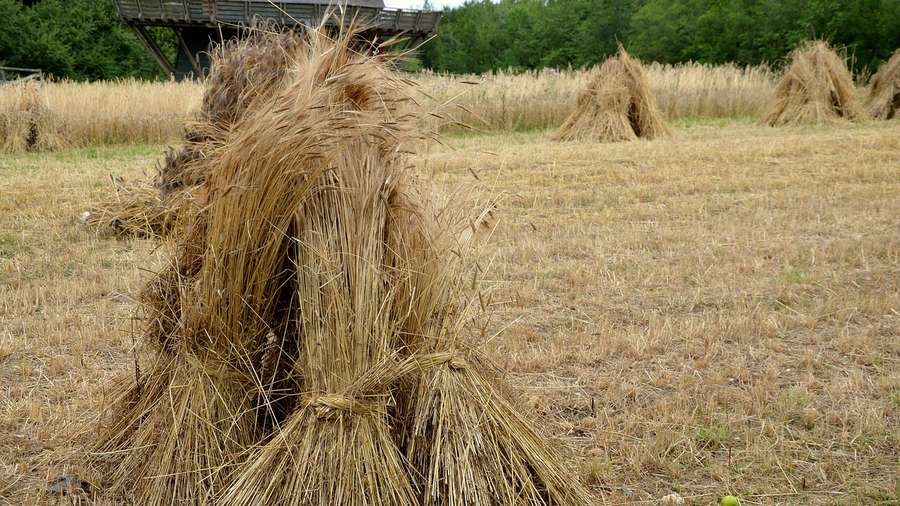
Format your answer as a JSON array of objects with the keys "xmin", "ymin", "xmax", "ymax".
[
  {"xmin": 175, "ymin": 28, "xmax": 204, "ymax": 78},
  {"xmin": 131, "ymin": 24, "xmax": 176, "ymax": 76}
]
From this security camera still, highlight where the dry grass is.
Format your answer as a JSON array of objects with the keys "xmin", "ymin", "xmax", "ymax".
[
  {"xmin": 41, "ymin": 79, "xmax": 201, "ymax": 148},
  {"xmin": 0, "ymin": 63, "xmax": 775, "ymax": 152},
  {"xmin": 1, "ymin": 119, "xmax": 898, "ymax": 505}
]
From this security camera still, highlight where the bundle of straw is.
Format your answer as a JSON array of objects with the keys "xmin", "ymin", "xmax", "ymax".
[
  {"xmin": 91, "ymin": 24, "xmax": 590, "ymax": 506},
  {"xmin": 84, "ymin": 29, "xmax": 307, "ymax": 237},
  {"xmin": 157, "ymin": 29, "xmax": 308, "ymax": 196},
  {"xmin": 214, "ymin": 23, "xmax": 433, "ymax": 504},
  {"xmin": 867, "ymin": 49, "xmax": 900, "ymax": 120},
  {"xmin": 764, "ymin": 40, "xmax": 864, "ymax": 126},
  {"xmin": 554, "ymin": 47, "xmax": 668, "ymax": 142},
  {"xmin": 93, "ymin": 352, "xmax": 259, "ymax": 504}
]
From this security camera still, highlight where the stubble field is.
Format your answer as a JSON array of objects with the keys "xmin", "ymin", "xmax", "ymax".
[{"xmin": 1, "ymin": 119, "xmax": 898, "ymax": 504}]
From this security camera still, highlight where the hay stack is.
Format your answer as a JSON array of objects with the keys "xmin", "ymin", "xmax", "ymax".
[
  {"xmin": 867, "ymin": 49, "xmax": 900, "ymax": 120},
  {"xmin": 0, "ymin": 81, "xmax": 62, "ymax": 153},
  {"xmin": 157, "ymin": 29, "xmax": 307, "ymax": 196},
  {"xmin": 83, "ymin": 29, "xmax": 305, "ymax": 238},
  {"xmin": 764, "ymin": 40, "xmax": 864, "ymax": 126},
  {"xmin": 554, "ymin": 47, "xmax": 668, "ymax": 142},
  {"xmin": 91, "ymin": 24, "xmax": 590, "ymax": 506}
]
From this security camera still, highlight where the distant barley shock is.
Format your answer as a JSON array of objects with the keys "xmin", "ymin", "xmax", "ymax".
[
  {"xmin": 764, "ymin": 40, "xmax": 864, "ymax": 126},
  {"xmin": 0, "ymin": 81, "xmax": 63, "ymax": 152},
  {"xmin": 867, "ymin": 49, "xmax": 900, "ymax": 120},
  {"xmin": 553, "ymin": 47, "xmax": 669, "ymax": 142}
]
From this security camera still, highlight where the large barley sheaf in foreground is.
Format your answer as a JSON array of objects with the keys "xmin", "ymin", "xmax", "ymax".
[
  {"xmin": 87, "ymin": 25, "xmax": 590, "ymax": 506},
  {"xmin": 553, "ymin": 47, "xmax": 668, "ymax": 142},
  {"xmin": 764, "ymin": 40, "xmax": 864, "ymax": 126}
]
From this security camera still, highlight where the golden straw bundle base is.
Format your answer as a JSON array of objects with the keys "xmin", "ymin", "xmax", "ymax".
[
  {"xmin": 92, "ymin": 353, "xmax": 259, "ymax": 505},
  {"xmin": 404, "ymin": 351, "xmax": 592, "ymax": 506}
]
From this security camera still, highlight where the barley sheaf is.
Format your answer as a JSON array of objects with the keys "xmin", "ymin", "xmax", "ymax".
[{"xmin": 86, "ymin": 24, "xmax": 591, "ymax": 506}]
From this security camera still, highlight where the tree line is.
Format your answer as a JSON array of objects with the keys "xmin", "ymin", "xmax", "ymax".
[
  {"xmin": 0, "ymin": 0, "xmax": 166, "ymax": 80},
  {"xmin": 1, "ymin": 0, "xmax": 899, "ymax": 80},
  {"xmin": 422, "ymin": 0, "xmax": 900, "ymax": 74}
]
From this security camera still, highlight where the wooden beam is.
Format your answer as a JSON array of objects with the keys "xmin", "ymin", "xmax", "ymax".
[
  {"xmin": 131, "ymin": 24, "xmax": 175, "ymax": 76},
  {"xmin": 175, "ymin": 28, "xmax": 203, "ymax": 78}
]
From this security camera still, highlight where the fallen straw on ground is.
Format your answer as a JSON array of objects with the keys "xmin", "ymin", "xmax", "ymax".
[{"xmin": 82, "ymin": 177, "xmax": 184, "ymax": 238}]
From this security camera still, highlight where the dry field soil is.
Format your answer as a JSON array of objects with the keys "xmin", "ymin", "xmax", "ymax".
[{"xmin": 1, "ymin": 119, "xmax": 898, "ymax": 505}]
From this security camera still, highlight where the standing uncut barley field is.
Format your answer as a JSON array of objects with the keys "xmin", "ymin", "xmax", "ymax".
[{"xmin": 0, "ymin": 63, "xmax": 775, "ymax": 152}]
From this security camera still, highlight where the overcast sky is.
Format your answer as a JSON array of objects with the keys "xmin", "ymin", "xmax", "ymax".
[{"xmin": 384, "ymin": 0, "xmax": 466, "ymax": 10}]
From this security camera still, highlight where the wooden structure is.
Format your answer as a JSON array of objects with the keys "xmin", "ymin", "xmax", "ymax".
[
  {"xmin": 114, "ymin": 0, "xmax": 442, "ymax": 79},
  {"xmin": 0, "ymin": 66, "xmax": 43, "ymax": 82}
]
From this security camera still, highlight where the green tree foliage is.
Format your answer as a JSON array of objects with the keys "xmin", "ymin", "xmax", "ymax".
[
  {"xmin": 424, "ymin": 0, "xmax": 642, "ymax": 72},
  {"xmin": 2, "ymin": 0, "xmax": 897, "ymax": 79},
  {"xmin": 424, "ymin": 0, "xmax": 900, "ymax": 73},
  {"xmin": 0, "ymin": 0, "xmax": 167, "ymax": 80}
]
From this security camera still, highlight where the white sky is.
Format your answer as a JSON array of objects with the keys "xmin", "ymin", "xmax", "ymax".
[{"xmin": 384, "ymin": 0, "xmax": 466, "ymax": 10}]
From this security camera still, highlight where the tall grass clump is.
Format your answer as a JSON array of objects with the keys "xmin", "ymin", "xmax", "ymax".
[
  {"xmin": 645, "ymin": 62, "xmax": 775, "ymax": 119},
  {"xmin": 88, "ymin": 23, "xmax": 590, "ymax": 506}
]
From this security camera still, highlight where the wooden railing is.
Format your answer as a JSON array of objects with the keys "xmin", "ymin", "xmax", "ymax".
[{"xmin": 114, "ymin": 0, "xmax": 441, "ymax": 34}]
